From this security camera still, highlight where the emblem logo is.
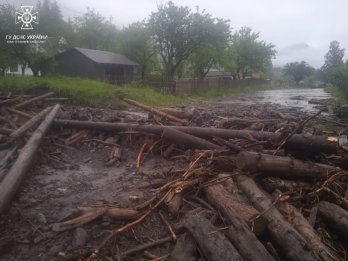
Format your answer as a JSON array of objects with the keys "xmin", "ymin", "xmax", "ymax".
[{"xmin": 15, "ymin": 6, "xmax": 39, "ymax": 30}]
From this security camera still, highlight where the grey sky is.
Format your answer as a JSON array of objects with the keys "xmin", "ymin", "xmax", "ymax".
[{"xmin": 6, "ymin": 0, "xmax": 348, "ymax": 67}]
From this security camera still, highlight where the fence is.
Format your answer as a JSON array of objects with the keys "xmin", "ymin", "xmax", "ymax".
[{"xmin": 146, "ymin": 77, "xmax": 268, "ymax": 95}]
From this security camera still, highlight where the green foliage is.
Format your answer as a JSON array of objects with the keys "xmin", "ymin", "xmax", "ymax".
[
  {"xmin": 232, "ymin": 27, "xmax": 276, "ymax": 78},
  {"xmin": 72, "ymin": 8, "xmax": 120, "ymax": 51},
  {"xmin": 120, "ymin": 22, "xmax": 157, "ymax": 80},
  {"xmin": 148, "ymin": 2, "xmax": 230, "ymax": 80},
  {"xmin": 323, "ymin": 41, "xmax": 345, "ymax": 71},
  {"xmin": 325, "ymin": 83, "xmax": 348, "ymax": 104},
  {"xmin": 283, "ymin": 61, "xmax": 314, "ymax": 84}
]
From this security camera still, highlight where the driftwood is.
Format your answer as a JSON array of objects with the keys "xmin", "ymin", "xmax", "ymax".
[
  {"xmin": 183, "ymin": 214, "xmax": 243, "ymax": 261},
  {"xmin": 123, "ymin": 98, "xmax": 189, "ymax": 125},
  {"xmin": 170, "ymin": 233, "xmax": 196, "ymax": 261},
  {"xmin": 9, "ymin": 106, "xmax": 52, "ymax": 141},
  {"xmin": 0, "ymin": 104, "xmax": 60, "ymax": 214},
  {"xmin": 318, "ymin": 201, "xmax": 348, "ymax": 239},
  {"xmin": 121, "ymin": 236, "xmax": 172, "ymax": 257},
  {"xmin": 204, "ymin": 183, "xmax": 274, "ymax": 261},
  {"xmin": 162, "ymin": 127, "xmax": 223, "ymax": 150},
  {"xmin": 261, "ymin": 177, "xmax": 312, "ymax": 193},
  {"xmin": 6, "ymin": 107, "xmax": 34, "ymax": 119},
  {"xmin": 274, "ymin": 192, "xmax": 337, "ymax": 261},
  {"xmin": 52, "ymin": 206, "xmax": 139, "ymax": 232},
  {"xmin": 205, "ymin": 180, "xmax": 266, "ymax": 235},
  {"xmin": 52, "ymin": 206, "xmax": 107, "ymax": 232},
  {"xmin": 235, "ymin": 175, "xmax": 319, "ymax": 261},
  {"xmin": 161, "ymin": 108, "xmax": 193, "ymax": 119},
  {"xmin": 53, "ymin": 120, "xmax": 337, "ymax": 154},
  {"xmin": 0, "ymin": 97, "xmax": 22, "ymax": 106},
  {"xmin": 237, "ymin": 151, "xmax": 334, "ymax": 180},
  {"xmin": 13, "ymin": 92, "xmax": 54, "ymax": 109}
]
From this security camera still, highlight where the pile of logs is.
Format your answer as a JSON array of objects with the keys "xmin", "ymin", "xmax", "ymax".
[
  {"xmin": 52, "ymin": 99, "xmax": 347, "ymax": 261},
  {"xmin": 0, "ymin": 92, "xmax": 63, "ymax": 213},
  {"xmin": 1, "ymin": 94, "xmax": 348, "ymax": 260}
]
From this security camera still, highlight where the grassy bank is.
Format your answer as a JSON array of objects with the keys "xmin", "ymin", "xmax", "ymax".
[
  {"xmin": 0, "ymin": 75, "xmax": 187, "ymax": 107},
  {"xmin": 325, "ymin": 84, "xmax": 348, "ymax": 104},
  {"xmin": 0, "ymin": 75, "xmax": 279, "ymax": 107}
]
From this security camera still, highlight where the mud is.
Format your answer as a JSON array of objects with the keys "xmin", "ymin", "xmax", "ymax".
[{"xmin": 0, "ymin": 87, "xmax": 347, "ymax": 261}]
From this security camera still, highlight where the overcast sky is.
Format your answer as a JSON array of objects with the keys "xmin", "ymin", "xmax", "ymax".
[{"xmin": 5, "ymin": 0, "xmax": 348, "ymax": 68}]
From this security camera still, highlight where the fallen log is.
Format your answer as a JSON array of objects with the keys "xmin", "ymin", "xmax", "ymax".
[
  {"xmin": 121, "ymin": 236, "xmax": 172, "ymax": 257},
  {"xmin": 170, "ymin": 233, "xmax": 196, "ymax": 261},
  {"xmin": 204, "ymin": 183, "xmax": 274, "ymax": 261},
  {"xmin": 9, "ymin": 106, "xmax": 52, "ymax": 141},
  {"xmin": 0, "ymin": 97, "xmax": 22, "ymax": 106},
  {"xmin": 235, "ymin": 175, "xmax": 319, "ymax": 261},
  {"xmin": 6, "ymin": 107, "xmax": 33, "ymax": 119},
  {"xmin": 106, "ymin": 207, "xmax": 140, "ymax": 220},
  {"xmin": 53, "ymin": 120, "xmax": 337, "ymax": 154},
  {"xmin": 0, "ymin": 104, "xmax": 60, "ymax": 214},
  {"xmin": 123, "ymin": 98, "xmax": 189, "ymax": 125},
  {"xmin": 162, "ymin": 127, "xmax": 223, "ymax": 150},
  {"xmin": 205, "ymin": 179, "xmax": 266, "ymax": 236},
  {"xmin": 183, "ymin": 214, "xmax": 243, "ymax": 261},
  {"xmin": 13, "ymin": 92, "xmax": 54, "ymax": 109},
  {"xmin": 318, "ymin": 201, "xmax": 348, "ymax": 239},
  {"xmin": 161, "ymin": 108, "xmax": 192, "ymax": 119},
  {"xmin": 237, "ymin": 151, "xmax": 335, "ymax": 180},
  {"xmin": 274, "ymin": 192, "xmax": 337, "ymax": 261}
]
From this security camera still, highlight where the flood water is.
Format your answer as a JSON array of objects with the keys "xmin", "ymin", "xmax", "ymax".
[{"xmin": 220, "ymin": 88, "xmax": 333, "ymax": 113}]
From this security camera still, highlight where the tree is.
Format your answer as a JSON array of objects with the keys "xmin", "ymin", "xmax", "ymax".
[
  {"xmin": 120, "ymin": 22, "xmax": 156, "ymax": 80},
  {"xmin": 323, "ymin": 41, "xmax": 345, "ymax": 71},
  {"xmin": 283, "ymin": 61, "xmax": 314, "ymax": 85},
  {"xmin": 73, "ymin": 8, "xmax": 120, "ymax": 51},
  {"xmin": 148, "ymin": 1, "xmax": 230, "ymax": 84},
  {"xmin": 232, "ymin": 27, "xmax": 276, "ymax": 78}
]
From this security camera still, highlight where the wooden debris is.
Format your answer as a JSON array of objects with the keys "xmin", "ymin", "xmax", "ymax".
[
  {"xmin": 0, "ymin": 104, "xmax": 60, "ymax": 214},
  {"xmin": 274, "ymin": 192, "xmax": 337, "ymax": 261},
  {"xmin": 235, "ymin": 175, "xmax": 319, "ymax": 261},
  {"xmin": 52, "ymin": 206, "xmax": 107, "ymax": 232},
  {"xmin": 162, "ymin": 127, "xmax": 223, "ymax": 150},
  {"xmin": 121, "ymin": 236, "xmax": 172, "ymax": 257},
  {"xmin": 318, "ymin": 201, "xmax": 348, "ymax": 239},
  {"xmin": 183, "ymin": 214, "xmax": 243, "ymax": 261},
  {"xmin": 9, "ymin": 106, "xmax": 52, "ymax": 141},
  {"xmin": 204, "ymin": 181, "xmax": 266, "ymax": 235},
  {"xmin": 204, "ymin": 183, "xmax": 274, "ymax": 261},
  {"xmin": 237, "ymin": 151, "xmax": 335, "ymax": 180},
  {"xmin": 53, "ymin": 120, "xmax": 337, "ymax": 154},
  {"xmin": 13, "ymin": 92, "xmax": 54, "ymax": 109},
  {"xmin": 124, "ymin": 98, "xmax": 189, "ymax": 125},
  {"xmin": 170, "ymin": 233, "xmax": 196, "ymax": 261}
]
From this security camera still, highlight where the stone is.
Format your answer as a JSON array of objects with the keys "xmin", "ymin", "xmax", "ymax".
[{"xmin": 72, "ymin": 227, "xmax": 88, "ymax": 248}]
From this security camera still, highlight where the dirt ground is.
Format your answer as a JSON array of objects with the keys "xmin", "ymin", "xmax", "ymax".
[{"xmin": 0, "ymin": 88, "xmax": 347, "ymax": 260}]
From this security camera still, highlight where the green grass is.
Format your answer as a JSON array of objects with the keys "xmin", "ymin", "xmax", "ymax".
[
  {"xmin": 0, "ymin": 75, "xmax": 188, "ymax": 107},
  {"xmin": 324, "ymin": 83, "xmax": 348, "ymax": 105},
  {"xmin": 0, "ymin": 75, "xmax": 284, "ymax": 107}
]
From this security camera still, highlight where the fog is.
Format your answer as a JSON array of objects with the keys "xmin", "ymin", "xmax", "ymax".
[{"xmin": 5, "ymin": 0, "xmax": 348, "ymax": 68}]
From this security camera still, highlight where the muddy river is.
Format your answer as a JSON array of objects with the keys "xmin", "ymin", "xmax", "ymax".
[{"xmin": 219, "ymin": 87, "xmax": 332, "ymax": 113}]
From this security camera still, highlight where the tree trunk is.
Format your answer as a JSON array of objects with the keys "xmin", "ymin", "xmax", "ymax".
[
  {"xmin": 237, "ymin": 151, "xmax": 335, "ymax": 180},
  {"xmin": 204, "ymin": 184, "xmax": 274, "ymax": 261},
  {"xmin": 52, "ymin": 120, "xmax": 337, "ymax": 154},
  {"xmin": 162, "ymin": 127, "xmax": 223, "ymax": 150},
  {"xmin": 170, "ymin": 233, "xmax": 196, "ymax": 261},
  {"xmin": 205, "ymin": 179, "xmax": 266, "ymax": 236},
  {"xmin": 0, "ymin": 105, "xmax": 60, "ymax": 214},
  {"xmin": 318, "ymin": 201, "xmax": 348, "ymax": 239},
  {"xmin": 275, "ymin": 197, "xmax": 337, "ymax": 261},
  {"xmin": 235, "ymin": 175, "xmax": 319, "ymax": 261},
  {"xmin": 183, "ymin": 214, "xmax": 243, "ymax": 261}
]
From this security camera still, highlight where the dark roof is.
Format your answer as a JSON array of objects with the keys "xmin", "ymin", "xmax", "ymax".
[{"xmin": 73, "ymin": 47, "xmax": 138, "ymax": 66}]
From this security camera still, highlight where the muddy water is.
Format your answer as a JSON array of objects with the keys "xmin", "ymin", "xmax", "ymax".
[{"xmin": 219, "ymin": 88, "xmax": 332, "ymax": 113}]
